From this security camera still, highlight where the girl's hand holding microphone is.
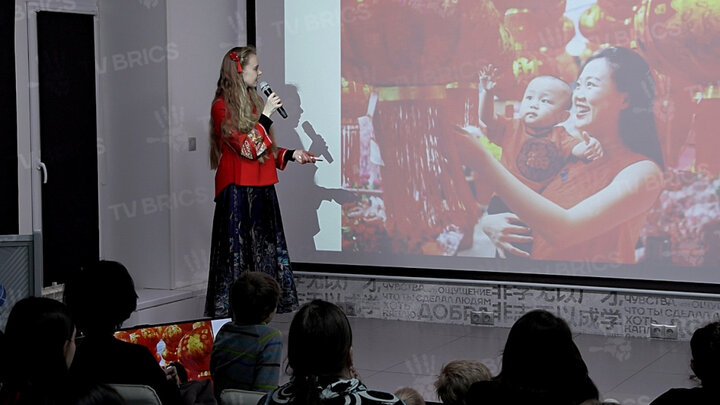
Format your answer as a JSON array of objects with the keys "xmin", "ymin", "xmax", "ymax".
[
  {"xmin": 262, "ymin": 92, "xmax": 283, "ymax": 117},
  {"xmin": 293, "ymin": 150, "xmax": 321, "ymax": 164}
]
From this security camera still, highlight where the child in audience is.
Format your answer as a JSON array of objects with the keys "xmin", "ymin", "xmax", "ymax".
[
  {"xmin": 650, "ymin": 321, "xmax": 720, "ymax": 404},
  {"xmin": 210, "ymin": 272, "xmax": 283, "ymax": 397},
  {"xmin": 459, "ymin": 68, "xmax": 602, "ymax": 256},
  {"xmin": 395, "ymin": 387, "xmax": 425, "ymax": 405},
  {"xmin": 0, "ymin": 296, "xmax": 77, "ymax": 404},
  {"xmin": 64, "ymin": 260, "xmax": 182, "ymax": 405},
  {"xmin": 435, "ymin": 360, "xmax": 491, "ymax": 405}
]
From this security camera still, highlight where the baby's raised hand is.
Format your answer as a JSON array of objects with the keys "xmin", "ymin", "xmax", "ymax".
[{"xmin": 479, "ymin": 64, "xmax": 498, "ymax": 92}]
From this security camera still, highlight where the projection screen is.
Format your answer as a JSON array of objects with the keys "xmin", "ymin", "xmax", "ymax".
[{"xmin": 257, "ymin": 0, "xmax": 720, "ymax": 288}]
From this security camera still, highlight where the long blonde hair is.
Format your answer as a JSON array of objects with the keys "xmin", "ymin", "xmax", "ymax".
[{"xmin": 210, "ymin": 46, "xmax": 269, "ymax": 169}]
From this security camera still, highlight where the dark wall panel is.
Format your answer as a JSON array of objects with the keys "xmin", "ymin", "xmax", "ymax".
[{"xmin": 0, "ymin": 2, "xmax": 19, "ymax": 235}]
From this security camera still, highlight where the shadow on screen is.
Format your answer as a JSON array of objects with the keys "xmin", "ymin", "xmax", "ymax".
[{"xmin": 273, "ymin": 84, "xmax": 359, "ymax": 257}]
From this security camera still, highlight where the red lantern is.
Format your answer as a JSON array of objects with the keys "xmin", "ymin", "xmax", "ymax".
[
  {"xmin": 495, "ymin": 48, "xmax": 580, "ymax": 102},
  {"xmin": 505, "ymin": 9, "xmax": 574, "ymax": 51},
  {"xmin": 693, "ymin": 92, "xmax": 720, "ymax": 175},
  {"xmin": 452, "ymin": 0, "xmax": 515, "ymax": 83},
  {"xmin": 634, "ymin": 0, "xmax": 720, "ymax": 85},
  {"xmin": 176, "ymin": 322, "xmax": 213, "ymax": 380},
  {"xmin": 492, "ymin": 68, "xmax": 522, "ymax": 101},
  {"xmin": 576, "ymin": 41, "xmax": 603, "ymax": 65},
  {"xmin": 342, "ymin": 0, "xmax": 514, "ymax": 85},
  {"xmin": 512, "ymin": 54, "xmax": 545, "ymax": 97},
  {"xmin": 598, "ymin": 0, "xmax": 638, "ymax": 16},
  {"xmin": 494, "ymin": 0, "xmax": 566, "ymax": 15},
  {"xmin": 653, "ymin": 71, "xmax": 696, "ymax": 169},
  {"xmin": 579, "ymin": 3, "xmax": 635, "ymax": 47},
  {"xmin": 341, "ymin": 79, "xmax": 370, "ymax": 119},
  {"xmin": 161, "ymin": 346, "xmax": 178, "ymax": 364},
  {"xmin": 139, "ymin": 327, "xmax": 161, "ymax": 349},
  {"xmin": 552, "ymin": 50, "xmax": 581, "ymax": 84},
  {"xmin": 161, "ymin": 324, "xmax": 184, "ymax": 350}
]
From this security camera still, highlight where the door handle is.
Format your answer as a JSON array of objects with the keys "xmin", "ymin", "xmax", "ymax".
[{"xmin": 37, "ymin": 161, "xmax": 48, "ymax": 184}]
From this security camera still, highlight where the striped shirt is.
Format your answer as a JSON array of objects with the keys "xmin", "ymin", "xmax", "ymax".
[{"xmin": 210, "ymin": 322, "xmax": 283, "ymax": 396}]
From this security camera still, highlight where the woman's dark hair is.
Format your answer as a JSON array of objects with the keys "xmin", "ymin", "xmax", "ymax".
[
  {"xmin": 286, "ymin": 300, "xmax": 353, "ymax": 405},
  {"xmin": 497, "ymin": 310, "xmax": 598, "ymax": 404},
  {"xmin": 0, "ymin": 297, "xmax": 74, "ymax": 400},
  {"xmin": 230, "ymin": 271, "xmax": 280, "ymax": 324},
  {"xmin": 582, "ymin": 46, "xmax": 665, "ymax": 169},
  {"xmin": 63, "ymin": 260, "xmax": 138, "ymax": 335},
  {"xmin": 690, "ymin": 321, "xmax": 720, "ymax": 387}
]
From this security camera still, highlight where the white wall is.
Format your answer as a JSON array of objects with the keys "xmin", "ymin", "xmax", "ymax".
[
  {"xmin": 98, "ymin": 0, "xmax": 244, "ymax": 289},
  {"xmin": 97, "ymin": 0, "xmax": 172, "ymax": 288},
  {"xmin": 166, "ymin": 0, "xmax": 245, "ymax": 288},
  {"xmin": 15, "ymin": 0, "xmax": 245, "ymax": 290}
]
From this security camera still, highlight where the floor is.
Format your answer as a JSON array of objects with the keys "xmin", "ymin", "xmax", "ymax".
[{"xmin": 269, "ymin": 312, "xmax": 697, "ymax": 404}]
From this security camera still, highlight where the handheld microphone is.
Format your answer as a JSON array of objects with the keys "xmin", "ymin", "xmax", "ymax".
[{"xmin": 259, "ymin": 81, "xmax": 287, "ymax": 119}]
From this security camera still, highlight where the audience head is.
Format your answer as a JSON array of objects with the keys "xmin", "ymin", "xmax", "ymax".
[
  {"xmin": 63, "ymin": 260, "xmax": 138, "ymax": 335},
  {"xmin": 285, "ymin": 300, "xmax": 353, "ymax": 405},
  {"xmin": 435, "ymin": 360, "xmax": 492, "ymax": 405},
  {"xmin": 395, "ymin": 387, "xmax": 425, "ymax": 405},
  {"xmin": 690, "ymin": 321, "xmax": 720, "ymax": 387},
  {"xmin": 288, "ymin": 300, "xmax": 353, "ymax": 379},
  {"xmin": 230, "ymin": 271, "xmax": 280, "ymax": 324},
  {"xmin": 0, "ymin": 296, "xmax": 75, "ymax": 396},
  {"xmin": 498, "ymin": 310, "xmax": 598, "ymax": 401}
]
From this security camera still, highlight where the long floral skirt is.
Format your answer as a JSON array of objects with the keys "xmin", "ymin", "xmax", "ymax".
[{"xmin": 205, "ymin": 184, "xmax": 299, "ymax": 317}]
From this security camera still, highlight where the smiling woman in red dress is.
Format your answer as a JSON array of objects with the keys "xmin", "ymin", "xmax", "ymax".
[{"xmin": 456, "ymin": 47, "xmax": 665, "ymax": 264}]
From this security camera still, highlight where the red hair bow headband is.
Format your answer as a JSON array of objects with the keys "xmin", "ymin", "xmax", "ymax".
[{"xmin": 229, "ymin": 51, "xmax": 242, "ymax": 73}]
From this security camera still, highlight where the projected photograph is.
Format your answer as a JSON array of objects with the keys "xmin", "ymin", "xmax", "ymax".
[{"xmin": 338, "ymin": 0, "xmax": 720, "ymax": 268}]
